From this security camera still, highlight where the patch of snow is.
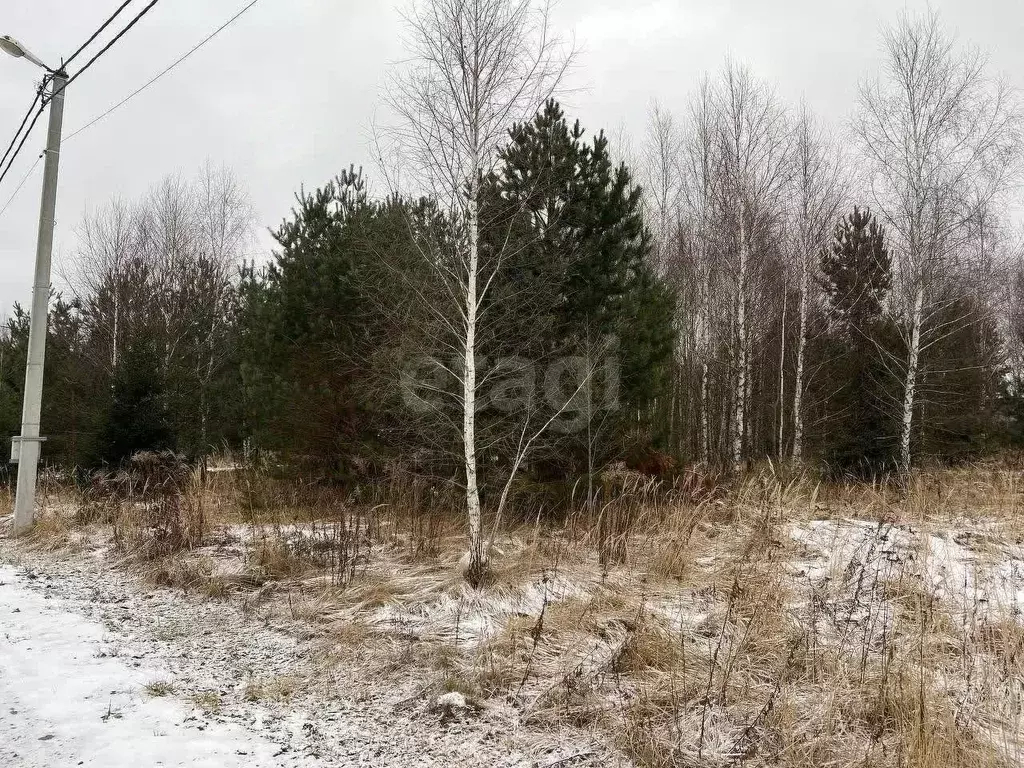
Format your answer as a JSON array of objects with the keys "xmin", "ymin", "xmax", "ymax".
[
  {"xmin": 357, "ymin": 573, "xmax": 592, "ymax": 649},
  {"xmin": 0, "ymin": 544, "xmax": 619, "ymax": 768},
  {"xmin": 788, "ymin": 517, "xmax": 1024, "ymax": 625},
  {"xmin": 0, "ymin": 565, "xmax": 286, "ymax": 768},
  {"xmin": 436, "ymin": 692, "xmax": 468, "ymax": 710}
]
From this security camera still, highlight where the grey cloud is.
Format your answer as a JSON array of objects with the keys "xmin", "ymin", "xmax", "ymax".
[{"xmin": 1, "ymin": 0, "xmax": 1020, "ymax": 314}]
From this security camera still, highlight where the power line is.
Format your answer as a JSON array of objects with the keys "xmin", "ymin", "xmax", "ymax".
[
  {"xmin": 63, "ymin": 0, "xmax": 138, "ymax": 70},
  {"xmin": 0, "ymin": 155, "xmax": 41, "ymax": 219},
  {"xmin": 0, "ymin": 87, "xmax": 44, "ymax": 172},
  {"xmin": 0, "ymin": 104, "xmax": 45, "ymax": 189},
  {"xmin": 51, "ymin": 0, "xmax": 163, "ymax": 100},
  {"xmin": 0, "ymin": 0, "xmax": 261, "ymax": 218},
  {"xmin": 66, "ymin": 0, "xmax": 262, "ymax": 142},
  {"xmin": 0, "ymin": 0, "xmax": 163, "ymax": 207}
]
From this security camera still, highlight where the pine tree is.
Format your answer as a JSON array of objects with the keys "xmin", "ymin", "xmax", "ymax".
[
  {"xmin": 0, "ymin": 297, "xmax": 108, "ymax": 468},
  {"xmin": 101, "ymin": 332, "xmax": 174, "ymax": 464},
  {"xmin": 821, "ymin": 206, "xmax": 891, "ymax": 336},
  {"xmin": 483, "ymin": 100, "xmax": 677, "ymax": 473},
  {"xmin": 0, "ymin": 311, "xmax": 27, "ymax": 477},
  {"xmin": 817, "ymin": 206, "xmax": 898, "ymax": 475},
  {"xmin": 238, "ymin": 168, "xmax": 417, "ymax": 473},
  {"xmin": 916, "ymin": 296, "xmax": 1006, "ymax": 461}
]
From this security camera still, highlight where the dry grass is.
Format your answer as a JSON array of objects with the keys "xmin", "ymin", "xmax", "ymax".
[
  {"xmin": 20, "ymin": 459, "xmax": 1024, "ymax": 767},
  {"xmin": 191, "ymin": 690, "xmax": 222, "ymax": 713},
  {"xmin": 247, "ymin": 536, "xmax": 310, "ymax": 580},
  {"xmin": 24, "ymin": 508, "xmax": 75, "ymax": 550},
  {"xmin": 145, "ymin": 679, "xmax": 175, "ymax": 697},
  {"xmin": 109, "ymin": 453, "xmax": 206, "ymax": 560},
  {"xmin": 243, "ymin": 674, "xmax": 302, "ymax": 703},
  {"xmin": 143, "ymin": 555, "xmax": 213, "ymax": 591}
]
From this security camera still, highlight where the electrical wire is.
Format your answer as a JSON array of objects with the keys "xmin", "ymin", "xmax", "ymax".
[
  {"xmin": 0, "ymin": 0, "xmax": 260, "ymax": 217},
  {"xmin": 65, "ymin": 0, "xmax": 262, "ymax": 142},
  {"xmin": 0, "ymin": 155, "xmax": 41, "ymax": 219},
  {"xmin": 0, "ymin": 0, "xmax": 159, "ymax": 191},
  {"xmin": 63, "ymin": 0, "xmax": 137, "ymax": 69},
  {"xmin": 0, "ymin": 0, "xmax": 162, "ymax": 203},
  {"xmin": 0, "ymin": 104, "xmax": 45, "ymax": 188},
  {"xmin": 0, "ymin": 87, "xmax": 44, "ymax": 172},
  {"xmin": 50, "ymin": 0, "xmax": 163, "ymax": 100}
]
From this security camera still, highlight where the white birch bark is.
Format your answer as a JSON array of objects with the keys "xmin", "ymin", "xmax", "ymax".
[
  {"xmin": 464, "ymin": 173, "xmax": 483, "ymax": 572},
  {"xmin": 792, "ymin": 242, "xmax": 809, "ymax": 462},
  {"xmin": 732, "ymin": 199, "xmax": 748, "ymax": 474},
  {"xmin": 386, "ymin": 0, "xmax": 570, "ymax": 579},
  {"xmin": 777, "ymin": 288, "xmax": 787, "ymax": 456},
  {"xmin": 789, "ymin": 103, "xmax": 845, "ymax": 464},
  {"xmin": 900, "ymin": 283, "xmax": 924, "ymax": 476},
  {"xmin": 856, "ymin": 10, "xmax": 1022, "ymax": 479},
  {"xmin": 699, "ymin": 355, "xmax": 710, "ymax": 464}
]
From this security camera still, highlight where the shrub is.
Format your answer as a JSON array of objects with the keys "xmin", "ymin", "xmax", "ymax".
[{"xmin": 111, "ymin": 451, "xmax": 204, "ymax": 559}]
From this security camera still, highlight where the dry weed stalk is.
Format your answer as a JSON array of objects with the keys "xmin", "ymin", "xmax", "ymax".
[{"xmin": 109, "ymin": 451, "xmax": 205, "ymax": 560}]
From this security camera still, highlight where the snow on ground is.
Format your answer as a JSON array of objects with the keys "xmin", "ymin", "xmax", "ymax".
[
  {"xmin": 0, "ymin": 565, "xmax": 285, "ymax": 768},
  {"xmin": 9, "ymin": 508, "xmax": 1023, "ymax": 767},
  {"xmin": 789, "ymin": 516, "xmax": 1024, "ymax": 619},
  {"xmin": 0, "ymin": 537, "xmax": 619, "ymax": 768}
]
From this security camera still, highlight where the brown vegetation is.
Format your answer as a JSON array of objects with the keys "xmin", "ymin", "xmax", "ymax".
[{"xmin": 13, "ymin": 459, "xmax": 1024, "ymax": 767}]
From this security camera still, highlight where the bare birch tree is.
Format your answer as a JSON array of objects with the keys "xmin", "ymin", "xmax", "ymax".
[
  {"xmin": 69, "ymin": 167, "xmax": 253, "ymax": 460},
  {"xmin": 387, "ymin": 0, "xmax": 568, "ymax": 578},
  {"xmin": 639, "ymin": 102, "xmax": 686, "ymax": 451},
  {"xmin": 788, "ymin": 101, "xmax": 846, "ymax": 462},
  {"xmin": 192, "ymin": 164, "xmax": 253, "ymax": 458},
  {"xmin": 67, "ymin": 199, "xmax": 144, "ymax": 376},
  {"xmin": 679, "ymin": 77, "xmax": 728, "ymax": 465},
  {"xmin": 856, "ymin": 10, "xmax": 1022, "ymax": 478},
  {"xmin": 641, "ymin": 101, "xmax": 683, "ymax": 277},
  {"xmin": 715, "ymin": 62, "xmax": 791, "ymax": 473}
]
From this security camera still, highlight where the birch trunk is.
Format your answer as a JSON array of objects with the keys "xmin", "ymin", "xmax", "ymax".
[
  {"xmin": 464, "ymin": 175, "xmax": 484, "ymax": 575},
  {"xmin": 792, "ymin": 238, "xmax": 809, "ymax": 462},
  {"xmin": 111, "ymin": 299, "xmax": 120, "ymax": 374},
  {"xmin": 700, "ymin": 357, "xmax": 710, "ymax": 464},
  {"xmin": 899, "ymin": 282, "xmax": 924, "ymax": 478},
  {"xmin": 699, "ymin": 269, "xmax": 712, "ymax": 464},
  {"xmin": 732, "ymin": 203, "xmax": 748, "ymax": 474},
  {"xmin": 777, "ymin": 289, "xmax": 787, "ymax": 457}
]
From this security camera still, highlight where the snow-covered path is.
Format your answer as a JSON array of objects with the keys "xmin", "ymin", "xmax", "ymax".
[{"xmin": 0, "ymin": 565, "xmax": 284, "ymax": 768}]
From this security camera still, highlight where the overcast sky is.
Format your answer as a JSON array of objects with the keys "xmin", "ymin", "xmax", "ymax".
[{"xmin": 1, "ymin": 0, "xmax": 1022, "ymax": 314}]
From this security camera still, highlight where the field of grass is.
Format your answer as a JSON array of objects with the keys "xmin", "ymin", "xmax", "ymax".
[{"xmin": 11, "ymin": 458, "xmax": 1024, "ymax": 767}]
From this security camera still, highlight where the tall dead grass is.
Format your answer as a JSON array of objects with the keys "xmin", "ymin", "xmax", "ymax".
[
  {"xmin": 107, "ymin": 452, "xmax": 206, "ymax": 559},
  {"xmin": 17, "ymin": 458, "xmax": 1024, "ymax": 767}
]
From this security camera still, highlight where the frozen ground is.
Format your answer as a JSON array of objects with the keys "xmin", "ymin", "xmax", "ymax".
[
  {"xmin": 6, "ymin": 501, "xmax": 1024, "ymax": 767},
  {"xmin": 0, "ymin": 565, "xmax": 285, "ymax": 768},
  {"xmin": 0, "ymin": 534, "xmax": 616, "ymax": 768}
]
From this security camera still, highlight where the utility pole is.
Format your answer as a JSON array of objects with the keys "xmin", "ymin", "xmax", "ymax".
[{"xmin": 11, "ymin": 70, "xmax": 67, "ymax": 535}]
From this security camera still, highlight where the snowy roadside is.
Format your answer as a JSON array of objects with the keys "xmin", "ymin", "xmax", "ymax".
[
  {"xmin": 0, "ymin": 536, "xmax": 616, "ymax": 768},
  {"xmin": 0, "ymin": 564, "xmax": 285, "ymax": 768}
]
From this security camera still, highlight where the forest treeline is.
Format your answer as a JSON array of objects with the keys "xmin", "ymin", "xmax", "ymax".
[{"xmin": 3, "ymin": 6, "xmax": 1024, "ymax": 540}]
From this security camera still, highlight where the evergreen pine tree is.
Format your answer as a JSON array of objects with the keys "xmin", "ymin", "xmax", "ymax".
[
  {"xmin": 238, "ymin": 168, "xmax": 418, "ymax": 473},
  {"xmin": 101, "ymin": 332, "xmax": 173, "ymax": 464},
  {"xmin": 821, "ymin": 206, "xmax": 891, "ymax": 337},
  {"xmin": 0, "ymin": 311, "xmax": 27, "ymax": 479},
  {"xmin": 483, "ymin": 100, "xmax": 677, "ymax": 472},
  {"xmin": 817, "ymin": 206, "xmax": 898, "ymax": 475}
]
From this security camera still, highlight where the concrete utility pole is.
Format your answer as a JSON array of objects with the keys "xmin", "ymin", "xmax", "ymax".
[{"xmin": 1, "ymin": 36, "xmax": 66, "ymax": 535}]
